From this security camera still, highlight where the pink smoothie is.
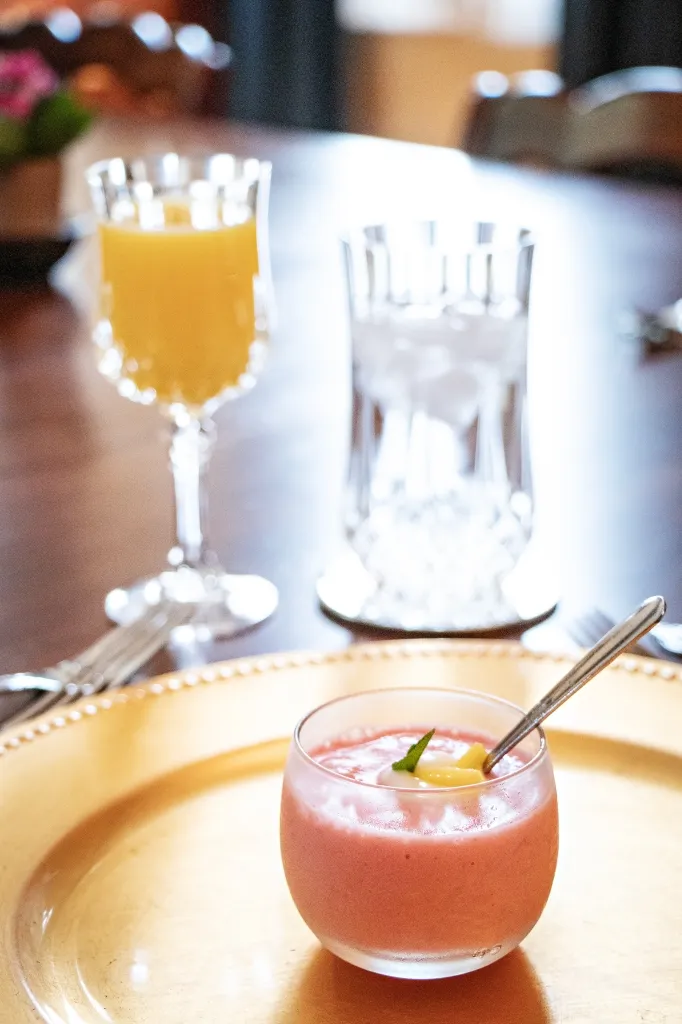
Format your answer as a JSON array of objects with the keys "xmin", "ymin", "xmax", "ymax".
[{"xmin": 280, "ymin": 726, "xmax": 558, "ymax": 959}]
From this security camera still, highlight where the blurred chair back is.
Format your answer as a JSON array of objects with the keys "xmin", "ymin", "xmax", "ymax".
[
  {"xmin": 567, "ymin": 66, "xmax": 682, "ymax": 181},
  {"xmin": 0, "ymin": 9, "xmax": 231, "ymax": 116},
  {"xmin": 462, "ymin": 66, "xmax": 682, "ymax": 183},
  {"xmin": 462, "ymin": 70, "xmax": 565, "ymax": 167}
]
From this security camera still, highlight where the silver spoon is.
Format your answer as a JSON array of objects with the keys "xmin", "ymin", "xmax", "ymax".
[{"xmin": 484, "ymin": 595, "xmax": 666, "ymax": 772}]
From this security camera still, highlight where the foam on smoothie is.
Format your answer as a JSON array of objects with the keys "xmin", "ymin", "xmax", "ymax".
[{"xmin": 303, "ymin": 727, "xmax": 541, "ymax": 835}]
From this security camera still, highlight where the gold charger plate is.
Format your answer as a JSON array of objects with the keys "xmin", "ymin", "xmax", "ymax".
[{"xmin": 1, "ymin": 640, "xmax": 681, "ymax": 1023}]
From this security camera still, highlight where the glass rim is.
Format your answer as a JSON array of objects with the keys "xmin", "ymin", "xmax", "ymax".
[
  {"xmin": 341, "ymin": 219, "xmax": 534, "ymax": 251},
  {"xmin": 293, "ymin": 686, "xmax": 548, "ymax": 794},
  {"xmin": 86, "ymin": 151, "xmax": 272, "ymax": 183}
]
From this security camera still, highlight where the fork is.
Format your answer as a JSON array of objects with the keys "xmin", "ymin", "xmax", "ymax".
[
  {"xmin": 1, "ymin": 599, "xmax": 194, "ymax": 730},
  {"xmin": 0, "ymin": 598, "xmax": 192, "ymax": 697},
  {"xmin": 645, "ymin": 621, "xmax": 682, "ymax": 655},
  {"xmin": 567, "ymin": 607, "xmax": 668, "ymax": 659}
]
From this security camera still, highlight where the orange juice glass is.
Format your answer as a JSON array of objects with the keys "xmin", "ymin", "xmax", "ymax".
[{"xmin": 87, "ymin": 153, "xmax": 277, "ymax": 638}]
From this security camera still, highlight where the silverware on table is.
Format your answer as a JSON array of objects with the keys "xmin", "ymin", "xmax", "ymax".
[
  {"xmin": 0, "ymin": 599, "xmax": 195, "ymax": 731},
  {"xmin": 567, "ymin": 606, "xmax": 658, "ymax": 658},
  {"xmin": 621, "ymin": 301, "xmax": 682, "ymax": 352},
  {"xmin": 485, "ymin": 595, "xmax": 666, "ymax": 771},
  {"xmin": 0, "ymin": 601, "xmax": 176, "ymax": 697},
  {"xmin": 646, "ymin": 621, "xmax": 682, "ymax": 655},
  {"xmin": 568, "ymin": 606, "xmax": 682, "ymax": 659}
]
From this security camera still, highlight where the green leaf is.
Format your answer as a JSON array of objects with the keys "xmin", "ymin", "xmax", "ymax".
[
  {"xmin": 392, "ymin": 729, "xmax": 435, "ymax": 773},
  {"xmin": 0, "ymin": 117, "xmax": 27, "ymax": 169},
  {"xmin": 25, "ymin": 91, "xmax": 92, "ymax": 158}
]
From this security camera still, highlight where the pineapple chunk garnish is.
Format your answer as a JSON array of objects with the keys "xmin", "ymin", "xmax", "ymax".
[
  {"xmin": 414, "ymin": 764, "xmax": 484, "ymax": 787},
  {"xmin": 412, "ymin": 742, "xmax": 489, "ymax": 787},
  {"xmin": 455, "ymin": 742, "xmax": 488, "ymax": 772}
]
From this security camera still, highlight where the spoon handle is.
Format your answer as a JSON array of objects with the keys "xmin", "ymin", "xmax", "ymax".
[{"xmin": 483, "ymin": 595, "xmax": 666, "ymax": 772}]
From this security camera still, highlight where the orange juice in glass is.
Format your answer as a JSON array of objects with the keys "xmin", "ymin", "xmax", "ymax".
[{"xmin": 88, "ymin": 154, "xmax": 277, "ymax": 637}]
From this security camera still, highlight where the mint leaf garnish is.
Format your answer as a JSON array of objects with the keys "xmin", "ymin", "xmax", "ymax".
[{"xmin": 392, "ymin": 729, "xmax": 435, "ymax": 773}]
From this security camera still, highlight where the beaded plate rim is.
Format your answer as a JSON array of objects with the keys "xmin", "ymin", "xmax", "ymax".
[{"xmin": 1, "ymin": 639, "xmax": 680, "ymax": 759}]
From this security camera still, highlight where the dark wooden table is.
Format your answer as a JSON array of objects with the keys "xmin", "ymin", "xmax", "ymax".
[{"xmin": 1, "ymin": 116, "xmax": 682, "ymax": 682}]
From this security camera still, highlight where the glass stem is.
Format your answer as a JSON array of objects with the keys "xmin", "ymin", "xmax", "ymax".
[{"xmin": 168, "ymin": 417, "xmax": 218, "ymax": 572}]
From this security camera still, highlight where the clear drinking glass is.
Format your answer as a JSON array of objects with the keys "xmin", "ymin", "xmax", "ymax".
[
  {"xmin": 87, "ymin": 153, "xmax": 277, "ymax": 637},
  {"xmin": 318, "ymin": 219, "xmax": 556, "ymax": 633},
  {"xmin": 280, "ymin": 687, "xmax": 559, "ymax": 980}
]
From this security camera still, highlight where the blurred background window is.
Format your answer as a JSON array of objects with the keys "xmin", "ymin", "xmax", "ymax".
[
  {"xmin": 337, "ymin": 0, "xmax": 560, "ymax": 144},
  {"xmin": 226, "ymin": 0, "xmax": 682, "ymax": 146},
  {"xmin": 337, "ymin": 0, "xmax": 559, "ymax": 44},
  {"xmin": 226, "ymin": 0, "xmax": 560, "ymax": 138}
]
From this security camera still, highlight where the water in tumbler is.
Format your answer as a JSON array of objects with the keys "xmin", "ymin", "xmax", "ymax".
[{"xmin": 347, "ymin": 301, "xmax": 532, "ymax": 630}]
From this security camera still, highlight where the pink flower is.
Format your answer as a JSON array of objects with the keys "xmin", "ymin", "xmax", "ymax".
[{"xmin": 0, "ymin": 50, "xmax": 58, "ymax": 120}]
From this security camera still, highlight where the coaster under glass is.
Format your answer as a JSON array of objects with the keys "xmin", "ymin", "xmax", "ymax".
[{"xmin": 317, "ymin": 547, "xmax": 557, "ymax": 635}]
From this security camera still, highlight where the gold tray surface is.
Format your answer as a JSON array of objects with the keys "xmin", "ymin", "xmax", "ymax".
[{"xmin": 1, "ymin": 640, "xmax": 681, "ymax": 1023}]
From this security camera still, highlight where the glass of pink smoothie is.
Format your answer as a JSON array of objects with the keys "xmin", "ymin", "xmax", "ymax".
[{"xmin": 280, "ymin": 687, "xmax": 558, "ymax": 979}]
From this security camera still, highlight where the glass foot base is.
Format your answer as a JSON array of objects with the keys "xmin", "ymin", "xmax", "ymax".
[
  {"xmin": 105, "ymin": 568, "xmax": 278, "ymax": 641},
  {"xmin": 317, "ymin": 547, "xmax": 558, "ymax": 635},
  {"xmin": 322, "ymin": 937, "xmax": 513, "ymax": 979}
]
